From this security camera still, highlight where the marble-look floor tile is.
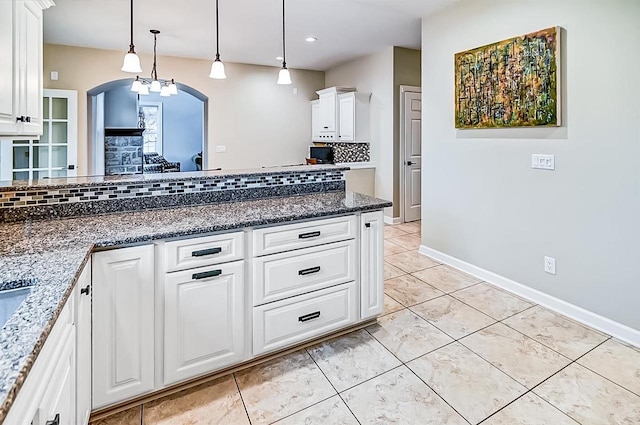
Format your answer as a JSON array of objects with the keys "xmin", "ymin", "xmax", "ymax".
[
  {"xmin": 143, "ymin": 375, "xmax": 249, "ymax": 425},
  {"xmin": 386, "ymin": 234, "xmax": 422, "ymax": 250},
  {"xmin": 384, "ymin": 239, "xmax": 408, "ymax": 256},
  {"xmin": 504, "ymin": 306, "xmax": 609, "ymax": 360},
  {"xmin": 483, "ymin": 393, "xmax": 579, "ymax": 425},
  {"xmin": 410, "ymin": 295, "xmax": 496, "ymax": 339},
  {"xmin": 382, "ymin": 294, "xmax": 405, "ymax": 316},
  {"xmin": 307, "ymin": 329, "xmax": 401, "ymax": 392},
  {"xmin": 460, "ymin": 323, "xmax": 570, "ymax": 388},
  {"xmin": 384, "ymin": 274, "xmax": 444, "ymax": 307},
  {"xmin": 91, "ymin": 406, "xmax": 141, "ymax": 425},
  {"xmin": 342, "ymin": 366, "xmax": 467, "ymax": 425},
  {"xmin": 383, "ymin": 262, "xmax": 406, "ymax": 280},
  {"xmin": 384, "ymin": 225, "xmax": 408, "ymax": 239},
  {"xmin": 451, "ymin": 283, "xmax": 534, "ymax": 320},
  {"xmin": 235, "ymin": 350, "xmax": 336, "ymax": 424},
  {"xmin": 577, "ymin": 339, "xmax": 640, "ymax": 395},
  {"xmin": 411, "ymin": 265, "xmax": 481, "ymax": 293},
  {"xmin": 272, "ymin": 396, "xmax": 358, "ymax": 425},
  {"xmin": 408, "ymin": 342, "xmax": 526, "ymax": 424},
  {"xmin": 385, "ymin": 251, "xmax": 440, "ymax": 274},
  {"xmin": 366, "ymin": 309, "xmax": 453, "ymax": 362},
  {"xmin": 396, "ymin": 221, "xmax": 421, "ymax": 234},
  {"xmin": 534, "ymin": 363, "xmax": 640, "ymax": 425}
]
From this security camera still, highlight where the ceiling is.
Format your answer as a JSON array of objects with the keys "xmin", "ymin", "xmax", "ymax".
[{"xmin": 43, "ymin": 0, "xmax": 457, "ymax": 71}]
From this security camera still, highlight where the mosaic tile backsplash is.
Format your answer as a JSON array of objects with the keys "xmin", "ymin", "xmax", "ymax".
[
  {"xmin": 0, "ymin": 168, "xmax": 346, "ymax": 222},
  {"xmin": 326, "ymin": 142, "xmax": 370, "ymax": 163}
]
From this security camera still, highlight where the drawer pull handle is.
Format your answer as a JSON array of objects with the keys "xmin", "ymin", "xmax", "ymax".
[
  {"xmin": 46, "ymin": 414, "xmax": 60, "ymax": 425},
  {"xmin": 192, "ymin": 269, "xmax": 222, "ymax": 280},
  {"xmin": 298, "ymin": 231, "xmax": 321, "ymax": 239},
  {"xmin": 299, "ymin": 266, "xmax": 321, "ymax": 276},
  {"xmin": 192, "ymin": 247, "xmax": 222, "ymax": 257},
  {"xmin": 299, "ymin": 311, "xmax": 321, "ymax": 322},
  {"xmin": 80, "ymin": 285, "xmax": 90, "ymax": 296},
  {"xmin": 364, "ymin": 223, "xmax": 371, "ymax": 228}
]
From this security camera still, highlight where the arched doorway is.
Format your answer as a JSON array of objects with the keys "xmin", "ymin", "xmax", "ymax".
[{"xmin": 87, "ymin": 79, "xmax": 208, "ymax": 176}]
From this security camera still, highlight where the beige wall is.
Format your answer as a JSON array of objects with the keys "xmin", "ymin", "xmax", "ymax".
[
  {"xmin": 421, "ymin": 0, "xmax": 640, "ymax": 330},
  {"xmin": 326, "ymin": 47, "xmax": 395, "ymax": 217},
  {"xmin": 43, "ymin": 44, "xmax": 325, "ymax": 175},
  {"xmin": 393, "ymin": 47, "xmax": 421, "ymax": 218}
]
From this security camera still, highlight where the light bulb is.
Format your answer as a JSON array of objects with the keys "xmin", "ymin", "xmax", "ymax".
[
  {"xmin": 209, "ymin": 59, "xmax": 227, "ymax": 79},
  {"xmin": 131, "ymin": 79, "xmax": 142, "ymax": 92},
  {"xmin": 150, "ymin": 80, "xmax": 162, "ymax": 92},
  {"xmin": 138, "ymin": 84, "xmax": 150, "ymax": 95},
  {"xmin": 160, "ymin": 86, "xmax": 171, "ymax": 97},
  {"xmin": 168, "ymin": 81, "xmax": 178, "ymax": 95},
  {"xmin": 121, "ymin": 52, "xmax": 142, "ymax": 73},
  {"xmin": 277, "ymin": 67, "xmax": 292, "ymax": 85}
]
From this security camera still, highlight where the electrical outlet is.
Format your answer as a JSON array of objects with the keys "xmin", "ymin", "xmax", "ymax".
[
  {"xmin": 544, "ymin": 256, "xmax": 556, "ymax": 275},
  {"xmin": 532, "ymin": 154, "xmax": 555, "ymax": 170}
]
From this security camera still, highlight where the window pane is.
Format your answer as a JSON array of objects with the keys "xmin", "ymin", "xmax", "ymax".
[
  {"xmin": 51, "ymin": 169, "xmax": 67, "ymax": 178},
  {"xmin": 52, "ymin": 122, "xmax": 68, "ymax": 143},
  {"xmin": 52, "ymin": 146, "xmax": 67, "ymax": 168},
  {"xmin": 13, "ymin": 171, "xmax": 29, "ymax": 180},
  {"xmin": 13, "ymin": 140, "xmax": 29, "ymax": 145},
  {"xmin": 33, "ymin": 170, "xmax": 50, "ymax": 180},
  {"xmin": 37, "ymin": 122, "xmax": 50, "ymax": 144},
  {"xmin": 33, "ymin": 146, "xmax": 49, "ymax": 168},
  {"xmin": 43, "ymin": 97, "xmax": 49, "ymax": 119},
  {"xmin": 52, "ymin": 97, "xmax": 68, "ymax": 119},
  {"xmin": 13, "ymin": 146, "xmax": 29, "ymax": 169}
]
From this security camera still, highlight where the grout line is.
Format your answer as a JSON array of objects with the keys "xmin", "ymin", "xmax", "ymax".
[{"xmin": 233, "ymin": 373, "xmax": 253, "ymax": 425}]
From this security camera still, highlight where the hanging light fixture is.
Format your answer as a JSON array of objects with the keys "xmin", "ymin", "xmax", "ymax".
[
  {"xmin": 209, "ymin": 0, "xmax": 227, "ymax": 79},
  {"xmin": 277, "ymin": 0, "xmax": 292, "ymax": 85},
  {"xmin": 121, "ymin": 0, "xmax": 142, "ymax": 73},
  {"xmin": 130, "ymin": 30, "xmax": 178, "ymax": 96}
]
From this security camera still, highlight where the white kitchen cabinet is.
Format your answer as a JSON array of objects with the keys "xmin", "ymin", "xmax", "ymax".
[
  {"xmin": 0, "ymin": 0, "xmax": 52, "ymax": 136},
  {"xmin": 38, "ymin": 330, "xmax": 75, "ymax": 425},
  {"xmin": 163, "ymin": 260, "xmax": 246, "ymax": 385},
  {"xmin": 75, "ymin": 259, "xmax": 92, "ymax": 425},
  {"xmin": 313, "ymin": 87, "xmax": 355, "ymax": 142},
  {"xmin": 311, "ymin": 100, "xmax": 321, "ymax": 142},
  {"xmin": 338, "ymin": 92, "xmax": 371, "ymax": 142},
  {"xmin": 92, "ymin": 245, "xmax": 155, "ymax": 409},
  {"xmin": 360, "ymin": 211, "xmax": 384, "ymax": 320}
]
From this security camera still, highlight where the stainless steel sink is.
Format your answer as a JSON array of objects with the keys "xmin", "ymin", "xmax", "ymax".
[{"xmin": 0, "ymin": 280, "xmax": 35, "ymax": 327}]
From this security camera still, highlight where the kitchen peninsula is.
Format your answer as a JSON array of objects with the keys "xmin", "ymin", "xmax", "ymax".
[{"xmin": 0, "ymin": 165, "xmax": 390, "ymax": 424}]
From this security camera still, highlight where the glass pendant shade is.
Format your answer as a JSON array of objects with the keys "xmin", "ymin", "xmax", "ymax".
[
  {"xmin": 209, "ymin": 59, "xmax": 227, "ymax": 79},
  {"xmin": 150, "ymin": 80, "xmax": 162, "ymax": 92},
  {"xmin": 138, "ymin": 84, "xmax": 150, "ymax": 95},
  {"xmin": 160, "ymin": 86, "xmax": 171, "ymax": 97},
  {"xmin": 168, "ymin": 81, "xmax": 178, "ymax": 95},
  {"xmin": 121, "ymin": 52, "xmax": 142, "ymax": 73},
  {"xmin": 277, "ymin": 67, "xmax": 292, "ymax": 85},
  {"xmin": 131, "ymin": 78, "xmax": 142, "ymax": 92}
]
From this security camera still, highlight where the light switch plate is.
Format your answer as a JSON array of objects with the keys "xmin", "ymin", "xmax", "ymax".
[
  {"xmin": 215, "ymin": 145, "xmax": 227, "ymax": 153},
  {"xmin": 50, "ymin": 71, "xmax": 59, "ymax": 81},
  {"xmin": 532, "ymin": 154, "xmax": 555, "ymax": 170}
]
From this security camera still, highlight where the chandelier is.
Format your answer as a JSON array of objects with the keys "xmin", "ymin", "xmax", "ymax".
[{"xmin": 131, "ymin": 30, "xmax": 178, "ymax": 97}]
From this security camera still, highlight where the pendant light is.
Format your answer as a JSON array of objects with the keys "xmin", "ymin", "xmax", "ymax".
[
  {"xmin": 121, "ymin": 0, "xmax": 142, "ymax": 73},
  {"xmin": 209, "ymin": 0, "xmax": 227, "ymax": 79},
  {"xmin": 131, "ymin": 30, "xmax": 178, "ymax": 96},
  {"xmin": 277, "ymin": 0, "xmax": 292, "ymax": 85}
]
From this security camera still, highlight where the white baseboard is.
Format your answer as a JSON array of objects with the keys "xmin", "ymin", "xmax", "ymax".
[
  {"xmin": 384, "ymin": 216, "xmax": 401, "ymax": 225},
  {"xmin": 419, "ymin": 245, "xmax": 640, "ymax": 349}
]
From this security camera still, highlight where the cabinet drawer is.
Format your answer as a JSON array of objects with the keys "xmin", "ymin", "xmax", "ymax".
[
  {"xmin": 253, "ymin": 282, "xmax": 357, "ymax": 356},
  {"xmin": 253, "ymin": 240, "xmax": 356, "ymax": 306},
  {"xmin": 253, "ymin": 215, "xmax": 357, "ymax": 256},
  {"xmin": 164, "ymin": 232, "xmax": 244, "ymax": 272}
]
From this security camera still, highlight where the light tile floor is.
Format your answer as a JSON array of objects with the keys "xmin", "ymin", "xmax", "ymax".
[{"xmin": 93, "ymin": 222, "xmax": 640, "ymax": 425}]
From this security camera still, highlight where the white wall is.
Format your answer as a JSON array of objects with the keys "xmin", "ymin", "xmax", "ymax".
[
  {"xmin": 421, "ymin": 0, "xmax": 640, "ymax": 330},
  {"xmin": 326, "ymin": 48, "xmax": 395, "ymax": 216}
]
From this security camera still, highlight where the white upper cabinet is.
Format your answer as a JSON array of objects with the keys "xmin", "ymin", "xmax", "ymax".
[
  {"xmin": 0, "ymin": 0, "xmax": 52, "ymax": 136},
  {"xmin": 312, "ymin": 87, "xmax": 355, "ymax": 142},
  {"xmin": 311, "ymin": 100, "xmax": 321, "ymax": 142},
  {"xmin": 338, "ymin": 92, "xmax": 371, "ymax": 143}
]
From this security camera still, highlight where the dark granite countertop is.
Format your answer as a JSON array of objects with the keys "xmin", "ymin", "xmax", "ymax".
[{"xmin": 0, "ymin": 191, "xmax": 390, "ymax": 422}]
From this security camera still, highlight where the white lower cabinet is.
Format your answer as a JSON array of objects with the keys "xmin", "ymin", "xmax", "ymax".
[
  {"xmin": 360, "ymin": 211, "xmax": 385, "ymax": 320},
  {"xmin": 75, "ymin": 259, "xmax": 92, "ymax": 425},
  {"xmin": 92, "ymin": 245, "xmax": 155, "ymax": 409},
  {"xmin": 163, "ymin": 260, "xmax": 246, "ymax": 385}
]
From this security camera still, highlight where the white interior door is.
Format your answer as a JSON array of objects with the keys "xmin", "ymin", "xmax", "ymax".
[{"xmin": 402, "ymin": 89, "xmax": 421, "ymax": 222}]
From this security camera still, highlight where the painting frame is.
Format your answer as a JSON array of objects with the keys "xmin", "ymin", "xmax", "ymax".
[{"xmin": 454, "ymin": 26, "xmax": 561, "ymax": 129}]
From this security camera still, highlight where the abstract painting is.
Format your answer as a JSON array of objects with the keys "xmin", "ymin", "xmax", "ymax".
[{"xmin": 455, "ymin": 27, "xmax": 561, "ymax": 129}]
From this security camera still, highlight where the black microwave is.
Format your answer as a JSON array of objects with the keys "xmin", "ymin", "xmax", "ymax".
[{"xmin": 310, "ymin": 147, "xmax": 333, "ymax": 164}]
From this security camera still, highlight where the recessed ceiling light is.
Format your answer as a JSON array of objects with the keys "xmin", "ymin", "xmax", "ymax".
[
  {"xmin": 305, "ymin": 37, "xmax": 317, "ymax": 42},
  {"xmin": 276, "ymin": 56, "xmax": 284, "ymax": 61}
]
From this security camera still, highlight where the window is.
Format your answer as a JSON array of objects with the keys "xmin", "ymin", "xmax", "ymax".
[{"xmin": 139, "ymin": 102, "xmax": 163, "ymax": 155}]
